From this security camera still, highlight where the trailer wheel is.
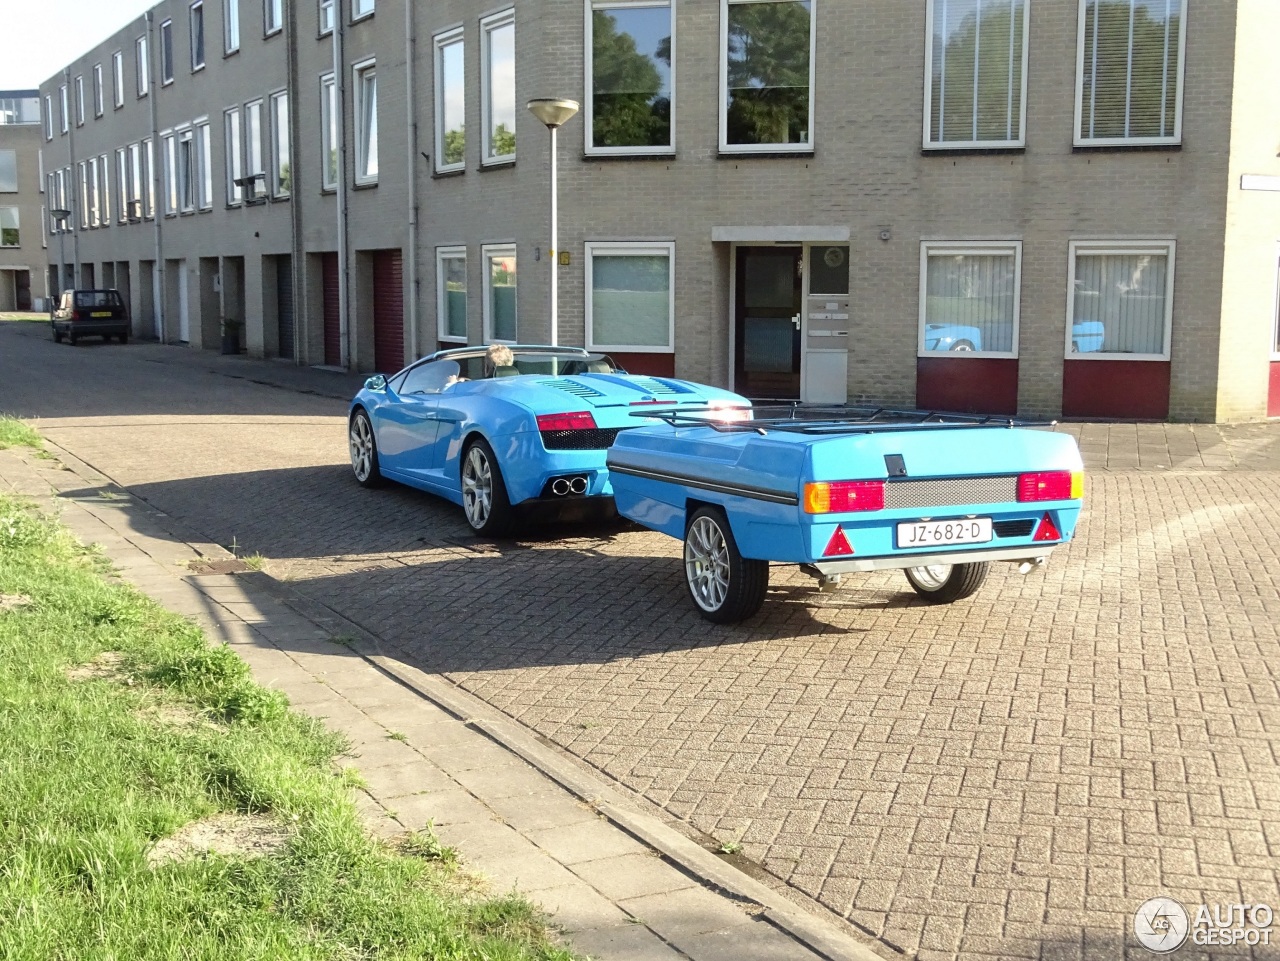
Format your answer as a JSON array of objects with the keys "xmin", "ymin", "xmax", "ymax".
[
  {"xmin": 904, "ymin": 562, "xmax": 990, "ymax": 603},
  {"xmin": 683, "ymin": 507, "xmax": 768, "ymax": 623}
]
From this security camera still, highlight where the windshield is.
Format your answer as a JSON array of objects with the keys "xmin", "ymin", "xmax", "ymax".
[
  {"xmin": 74, "ymin": 291, "xmax": 123, "ymax": 308},
  {"xmin": 451, "ymin": 351, "xmax": 617, "ymax": 380}
]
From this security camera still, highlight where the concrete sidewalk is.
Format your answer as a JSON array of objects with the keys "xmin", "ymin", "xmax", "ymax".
[{"xmin": 0, "ymin": 440, "xmax": 883, "ymax": 961}]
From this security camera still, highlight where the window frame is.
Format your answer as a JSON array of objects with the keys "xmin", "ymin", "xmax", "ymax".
[
  {"xmin": 923, "ymin": 0, "xmax": 1028, "ymax": 150},
  {"xmin": 93, "ymin": 64, "xmax": 104, "ymax": 117},
  {"xmin": 225, "ymin": 0, "xmax": 241, "ymax": 53},
  {"xmin": 137, "ymin": 36, "xmax": 150, "ymax": 97},
  {"xmin": 177, "ymin": 128, "xmax": 196, "ymax": 213},
  {"xmin": 75, "ymin": 76, "xmax": 85, "ymax": 126},
  {"xmin": 59, "ymin": 84, "xmax": 68, "ymax": 133},
  {"xmin": 161, "ymin": 131, "xmax": 178, "ymax": 215},
  {"xmin": 319, "ymin": 0, "xmax": 335, "ymax": 35},
  {"xmin": 97, "ymin": 153, "xmax": 111, "ymax": 228},
  {"xmin": 0, "ymin": 206, "xmax": 19, "ymax": 248},
  {"xmin": 0, "ymin": 149, "xmax": 16, "ymax": 194},
  {"xmin": 190, "ymin": 1, "xmax": 206, "ymax": 71},
  {"xmin": 917, "ymin": 240, "xmax": 1022, "ymax": 360},
  {"xmin": 436, "ymin": 246, "xmax": 469, "ymax": 344},
  {"xmin": 482, "ymin": 243, "xmax": 518, "ymax": 344},
  {"xmin": 224, "ymin": 107, "xmax": 243, "ymax": 205},
  {"xmin": 1073, "ymin": 0, "xmax": 1187, "ymax": 148},
  {"xmin": 265, "ymin": 0, "xmax": 283, "ymax": 36},
  {"xmin": 44, "ymin": 95, "xmax": 53, "ymax": 140},
  {"xmin": 112, "ymin": 51, "xmax": 125, "ymax": 108},
  {"xmin": 1065, "ymin": 239, "xmax": 1176, "ymax": 361},
  {"xmin": 480, "ymin": 8, "xmax": 516, "ymax": 166},
  {"xmin": 126, "ymin": 142, "xmax": 142, "ymax": 219},
  {"xmin": 142, "ymin": 139, "xmax": 155, "ymax": 218},
  {"xmin": 433, "ymin": 28, "xmax": 466, "ymax": 174},
  {"xmin": 115, "ymin": 147, "xmax": 127, "ymax": 221},
  {"xmin": 269, "ymin": 90, "xmax": 291, "ymax": 198},
  {"xmin": 78, "ymin": 161, "xmax": 89, "ymax": 227},
  {"xmin": 718, "ymin": 0, "xmax": 816, "ymax": 155},
  {"xmin": 352, "ymin": 0, "xmax": 375, "ymax": 22},
  {"xmin": 353, "ymin": 59, "xmax": 378, "ymax": 185},
  {"xmin": 585, "ymin": 241, "xmax": 677, "ymax": 353},
  {"xmin": 160, "ymin": 20, "xmax": 175, "ymax": 84},
  {"xmin": 194, "ymin": 120, "xmax": 213, "ymax": 209},
  {"xmin": 584, "ymin": 0, "xmax": 676, "ymax": 158},
  {"xmin": 245, "ymin": 98, "xmax": 265, "ymax": 191},
  {"xmin": 320, "ymin": 73, "xmax": 337, "ymax": 190}
]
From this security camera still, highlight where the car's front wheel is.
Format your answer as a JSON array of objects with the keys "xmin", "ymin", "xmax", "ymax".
[
  {"xmin": 683, "ymin": 507, "xmax": 768, "ymax": 624},
  {"xmin": 461, "ymin": 438, "xmax": 513, "ymax": 537},
  {"xmin": 904, "ymin": 561, "xmax": 990, "ymax": 603},
  {"xmin": 349, "ymin": 409, "xmax": 383, "ymax": 488}
]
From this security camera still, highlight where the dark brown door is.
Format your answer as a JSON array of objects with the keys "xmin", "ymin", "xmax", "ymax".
[
  {"xmin": 322, "ymin": 253, "xmax": 341, "ymax": 367},
  {"xmin": 372, "ymin": 250, "xmax": 404, "ymax": 373},
  {"xmin": 734, "ymin": 247, "xmax": 802, "ymax": 399},
  {"xmin": 276, "ymin": 255, "xmax": 294, "ymax": 359}
]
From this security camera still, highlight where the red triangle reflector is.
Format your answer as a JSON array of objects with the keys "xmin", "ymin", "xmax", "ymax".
[
  {"xmin": 824, "ymin": 526, "xmax": 855, "ymax": 557},
  {"xmin": 1033, "ymin": 513, "xmax": 1062, "ymax": 542}
]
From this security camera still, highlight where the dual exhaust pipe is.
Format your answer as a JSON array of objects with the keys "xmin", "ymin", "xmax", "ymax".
[{"xmin": 550, "ymin": 476, "xmax": 588, "ymax": 497}]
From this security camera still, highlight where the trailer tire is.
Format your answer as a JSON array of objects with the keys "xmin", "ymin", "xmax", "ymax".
[
  {"xmin": 683, "ymin": 506, "xmax": 768, "ymax": 623},
  {"xmin": 904, "ymin": 561, "xmax": 990, "ymax": 603}
]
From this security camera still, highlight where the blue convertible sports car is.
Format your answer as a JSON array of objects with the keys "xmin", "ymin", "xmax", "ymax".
[
  {"xmin": 348, "ymin": 345, "xmax": 749, "ymax": 535},
  {"xmin": 607, "ymin": 407, "xmax": 1085, "ymax": 623}
]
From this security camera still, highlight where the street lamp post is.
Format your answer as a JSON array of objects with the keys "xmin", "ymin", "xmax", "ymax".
[{"xmin": 526, "ymin": 98, "xmax": 579, "ymax": 347}]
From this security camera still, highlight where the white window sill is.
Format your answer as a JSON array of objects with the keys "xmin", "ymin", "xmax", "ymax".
[{"xmin": 1064, "ymin": 353, "xmax": 1171, "ymax": 362}]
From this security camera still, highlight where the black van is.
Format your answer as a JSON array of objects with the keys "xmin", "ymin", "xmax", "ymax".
[{"xmin": 51, "ymin": 289, "xmax": 130, "ymax": 344}]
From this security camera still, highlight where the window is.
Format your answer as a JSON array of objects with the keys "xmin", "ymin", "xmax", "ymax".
[
  {"xmin": 137, "ymin": 36, "xmax": 150, "ymax": 96},
  {"xmin": 925, "ymin": 0, "xmax": 1027, "ymax": 149},
  {"xmin": 112, "ymin": 52, "xmax": 124, "ymax": 107},
  {"xmin": 720, "ymin": 0, "xmax": 814, "ymax": 152},
  {"xmin": 1075, "ymin": 0, "xmax": 1186, "ymax": 146},
  {"xmin": 59, "ymin": 84, "xmax": 68, "ymax": 132},
  {"xmin": 0, "ymin": 208, "xmax": 18, "ymax": 247},
  {"xmin": 586, "ymin": 242, "xmax": 675, "ymax": 351},
  {"xmin": 245, "ymin": 99, "xmax": 265, "ymax": 195},
  {"xmin": 177, "ymin": 129, "xmax": 196, "ymax": 212},
  {"xmin": 161, "ymin": 20, "xmax": 174, "ymax": 83},
  {"xmin": 191, "ymin": 2, "xmax": 206, "ymax": 69},
  {"xmin": 352, "ymin": 0, "xmax": 374, "ymax": 19},
  {"xmin": 265, "ymin": 0, "xmax": 283, "ymax": 35},
  {"xmin": 270, "ymin": 91, "xmax": 290, "ymax": 196},
  {"xmin": 483, "ymin": 245, "xmax": 517, "ymax": 342},
  {"xmin": 400, "ymin": 360, "xmax": 462, "ymax": 396},
  {"xmin": 320, "ymin": 74, "xmax": 337, "ymax": 189},
  {"xmin": 75, "ymin": 76, "xmax": 84, "ymax": 125},
  {"xmin": 587, "ymin": 0, "xmax": 674, "ymax": 155},
  {"xmin": 354, "ymin": 61, "xmax": 378, "ymax": 183},
  {"xmin": 195, "ymin": 121, "xmax": 213, "ymax": 208},
  {"xmin": 142, "ymin": 138, "xmax": 155, "ymax": 217},
  {"xmin": 78, "ymin": 162, "xmax": 88, "ymax": 227},
  {"xmin": 434, "ymin": 30, "xmax": 465, "ymax": 172},
  {"xmin": 127, "ymin": 142, "xmax": 142, "ymax": 218},
  {"xmin": 0, "ymin": 149, "xmax": 15, "ymax": 192},
  {"xmin": 1067, "ymin": 241, "xmax": 1175, "ymax": 359},
  {"xmin": 225, "ymin": 107, "xmax": 243, "ymax": 203},
  {"xmin": 919, "ymin": 242, "xmax": 1021, "ymax": 357},
  {"xmin": 225, "ymin": 0, "xmax": 240, "ymax": 53},
  {"xmin": 93, "ymin": 64, "xmax": 104, "ymax": 117},
  {"xmin": 98, "ymin": 154, "xmax": 110, "ymax": 227},
  {"xmin": 320, "ymin": 0, "xmax": 334, "ymax": 34},
  {"xmin": 88, "ymin": 157, "xmax": 101, "ymax": 226},
  {"xmin": 437, "ymin": 247, "xmax": 468, "ymax": 342},
  {"xmin": 482, "ymin": 10, "xmax": 516, "ymax": 164},
  {"xmin": 162, "ymin": 134, "xmax": 178, "ymax": 213},
  {"xmin": 115, "ymin": 148, "xmax": 127, "ymax": 221},
  {"xmin": 44, "ymin": 95, "xmax": 52, "ymax": 139}
]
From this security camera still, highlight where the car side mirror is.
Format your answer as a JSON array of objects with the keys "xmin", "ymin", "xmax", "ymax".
[{"xmin": 364, "ymin": 374, "xmax": 387, "ymax": 391}]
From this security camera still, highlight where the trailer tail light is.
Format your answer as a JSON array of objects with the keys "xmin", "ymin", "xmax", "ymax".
[
  {"xmin": 536, "ymin": 411, "xmax": 597, "ymax": 432},
  {"xmin": 1017, "ymin": 471, "xmax": 1083, "ymax": 502},
  {"xmin": 1033, "ymin": 513, "xmax": 1062, "ymax": 542},
  {"xmin": 823, "ymin": 526, "xmax": 855, "ymax": 557},
  {"xmin": 803, "ymin": 480, "xmax": 885, "ymax": 514}
]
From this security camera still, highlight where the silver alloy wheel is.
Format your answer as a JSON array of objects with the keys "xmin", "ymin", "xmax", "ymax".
[
  {"xmin": 684, "ymin": 515, "xmax": 731, "ymax": 613},
  {"xmin": 349, "ymin": 414, "xmax": 374, "ymax": 482},
  {"xmin": 462, "ymin": 446, "xmax": 493, "ymax": 530},
  {"xmin": 951, "ymin": 342, "xmax": 975, "ymax": 351},
  {"xmin": 906, "ymin": 564, "xmax": 953, "ymax": 591}
]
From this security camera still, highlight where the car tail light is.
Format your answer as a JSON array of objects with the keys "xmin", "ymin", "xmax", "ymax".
[
  {"xmin": 74, "ymin": 309, "xmax": 89, "ymax": 321},
  {"xmin": 823, "ymin": 526, "xmax": 855, "ymax": 557},
  {"xmin": 1017, "ymin": 471, "xmax": 1083, "ymax": 502},
  {"xmin": 536, "ymin": 411, "xmax": 596, "ymax": 432},
  {"xmin": 803, "ymin": 480, "xmax": 885, "ymax": 514},
  {"xmin": 1033, "ymin": 513, "xmax": 1062, "ymax": 542}
]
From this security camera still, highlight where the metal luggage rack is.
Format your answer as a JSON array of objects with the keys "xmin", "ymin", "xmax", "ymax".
[{"xmin": 634, "ymin": 403, "xmax": 1058, "ymax": 435}]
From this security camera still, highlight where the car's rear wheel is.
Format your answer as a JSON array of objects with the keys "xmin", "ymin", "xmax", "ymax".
[
  {"xmin": 683, "ymin": 507, "xmax": 768, "ymax": 624},
  {"xmin": 348, "ymin": 409, "xmax": 383, "ymax": 488},
  {"xmin": 461, "ymin": 438, "xmax": 513, "ymax": 537},
  {"xmin": 904, "ymin": 561, "xmax": 990, "ymax": 603},
  {"xmin": 951, "ymin": 340, "xmax": 976, "ymax": 351}
]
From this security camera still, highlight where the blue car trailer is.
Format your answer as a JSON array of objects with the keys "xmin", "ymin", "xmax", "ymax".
[
  {"xmin": 348, "ymin": 345, "xmax": 749, "ymax": 536},
  {"xmin": 607, "ymin": 407, "xmax": 1085, "ymax": 623}
]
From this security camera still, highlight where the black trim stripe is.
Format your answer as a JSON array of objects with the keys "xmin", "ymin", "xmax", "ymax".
[{"xmin": 607, "ymin": 462, "xmax": 799, "ymax": 506}]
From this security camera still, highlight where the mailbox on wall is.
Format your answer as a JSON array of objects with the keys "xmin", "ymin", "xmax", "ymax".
[{"xmin": 803, "ymin": 245, "xmax": 850, "ymax": 404}]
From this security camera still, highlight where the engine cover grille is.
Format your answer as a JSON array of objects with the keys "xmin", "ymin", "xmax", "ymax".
[
  {"xmin": 540, "ymin": 428, "xmax": 623, "ymax": 451},
  {"xmin": 884, "ymin": 476, "xmax": 1017, "ymax": 509}
]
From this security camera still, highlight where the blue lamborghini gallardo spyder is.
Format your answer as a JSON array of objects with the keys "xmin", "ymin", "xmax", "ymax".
[{"xmin": 348, "ymin": 345, "xmax": 749, "ymax": 536}]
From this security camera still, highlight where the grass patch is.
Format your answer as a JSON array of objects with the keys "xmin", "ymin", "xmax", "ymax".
[
  {"xmin": 0, "ymin": 416, "xmax": 42, "ymax": 451},
  {"xmin": 0, "ymin": 311, "xmax": 48, "ymax": 323},
  {"xmin": 0, "ymin": 494, "xmax": 578, "ymax": 961}
]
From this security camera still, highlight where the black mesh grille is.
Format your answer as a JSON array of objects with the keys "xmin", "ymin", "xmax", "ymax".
[
  {"xmin": 993, "ymin": 520, "xmax": 1035, "ymax": 538},
  {"xmin": 540, "ymin": 428, "xmax": 623, "ymax": 451}
]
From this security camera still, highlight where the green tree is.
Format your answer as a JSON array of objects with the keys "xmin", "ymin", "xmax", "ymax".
[
  {"xmin": 591, "ymin": 10, "xmax": 670, "ymax": 148},
  {"xmin": 931, "ymin": 0, "xmax": 1024, "ymax": 142},
  {"xmin": 725, "ymin": 1, "xmax": 811, "ymax": 145},
  {"xmin": 444, "ymin": 126, "xmax": 465, "ymax": 166},
  {"xmin": 491, "ymin": 122, "xmax": 515, "ymax": 157},
  {"xmin": 1081, "ymin": 1, "xmax": 1181, "ymax": 139}
]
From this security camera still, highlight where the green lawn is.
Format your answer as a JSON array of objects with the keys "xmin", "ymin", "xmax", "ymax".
[
  {"xmin": 0, "ymin": 312, "xmax": 48, "ymax": 322},
  {"xmin": 0, "ymin": 476, "xmax": 577, "ymax": 960}
]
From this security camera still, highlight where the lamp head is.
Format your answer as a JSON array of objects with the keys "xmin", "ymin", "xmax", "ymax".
[{"xmin": 526, "ymin": 98, "xmax": 580, "ymax": 129}]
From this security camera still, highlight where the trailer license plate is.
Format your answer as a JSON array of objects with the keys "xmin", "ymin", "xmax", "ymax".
[
  {"xmin": 897, "ymin": 518, "xmax": 992, "ymax": 548},
  {"xmin": 90, "ymin": 311, "xmax": 112, "ymax": 317}
]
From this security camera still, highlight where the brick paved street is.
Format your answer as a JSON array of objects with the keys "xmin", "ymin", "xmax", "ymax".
[{"xmin": 3, "ymin": 321, "xmax": 1278, "ymax": 959}]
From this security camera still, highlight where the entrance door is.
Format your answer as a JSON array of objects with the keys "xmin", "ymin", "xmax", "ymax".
[
  {"xmin": 177, "ymin": 263, "xmax": 190, "ymax": 342},
  {"xmin": 322, "ymin": 252, "xmax": 341, "ymax": 366},
  {"xmin": 734, "ymin": 247, "xmax": 802, "ymax": 398},
  {"xmin": 276, "ymin": 255, "xmax": 294, "ymax": 360},
  {"xmin": 372, "ymin": 250, "xmax": 404, "ymax": 373}
]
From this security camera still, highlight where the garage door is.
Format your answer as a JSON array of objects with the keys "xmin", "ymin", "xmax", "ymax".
[
  {"xmin": 322, "ymin": 253, "xmax": 341, "ymax": 367},
  {"xmin": 372, "ymin": 250, "xmax": 403, "ymax": 373},
  {"xmin": 277, "ymin": 255, "xmax": 294, "ymax": 360}
]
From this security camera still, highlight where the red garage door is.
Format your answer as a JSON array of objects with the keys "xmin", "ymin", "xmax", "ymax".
[
  {"xmin": 322, "ymin": 253, "xmax": 341, "ymax": 367},
  {"xmin": 372, "ymin": 250, "xmax": 404, "ymax": 373}
]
